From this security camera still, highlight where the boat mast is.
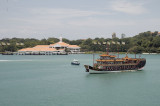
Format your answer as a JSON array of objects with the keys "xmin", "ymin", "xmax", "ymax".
[
  {"xmin": 107, "ymin": 42, "xmax": 110, "ymax": 55},
  {"xmin": 117, "ymin": 44, "xmax": 119, "ymax": 58},
  {"xmin": 116, "ymin": 42, "xmax": 120, "ymax": 58},
  {"xmin": 93, "ymin": 41, "xmax": 97, "ymax": 66},
  {"xmin": 134, "ymin": 49, "xmax": 136, "ymax": 58},
  {"xmin": 93, "ymin": 53, "xmax": 94, "ymax": 66},
  {"xmin": 107, "ymin": 44, "xmax": 109, "ymax": 55}
]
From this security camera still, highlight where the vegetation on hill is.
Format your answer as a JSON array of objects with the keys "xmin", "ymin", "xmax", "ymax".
[{"xmin": 0, "ymin": 31, "xmax": 160, "ymax": 53}]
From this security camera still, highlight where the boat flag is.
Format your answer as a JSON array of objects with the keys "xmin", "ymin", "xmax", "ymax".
[
  {"xmin": 117, "ymin": 42, "xmax": 120, "ymax": 45},
  {"xmin": 107, "ymin": 42, "xmax": 110, "ymax": 45},
  {"xmin": 112, "ymin": 41, "xmax": 116, "ymax": 44},
  {"xmin": 7, "ymin": 43, "xmax": 10, "ymax": 45},
  {"xmin": 122, "ymin": 42, "xmax": 125, "ymax": 45},
  {"xmin": 16, "ymin": 43, "xmax": 19, "ymax": 45},
  {"xmin": 20, "ymin": 43, "xmax": 24, "ymax": 45},
  {"xmin": 93, "ymin": 41, "xmax": 97, "ymax": 44},
  {"xmin": 2, "ymin": 42, "xmax": 6, "ymax": 46},
  {"xmin": 103, "ymin": 42, "xmax": 106, "ymax": 45}
]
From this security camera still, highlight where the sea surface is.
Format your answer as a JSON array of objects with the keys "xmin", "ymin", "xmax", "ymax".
[{"xmin": 0, "ymin": 54, "xmax": 160, "ymax": 106}]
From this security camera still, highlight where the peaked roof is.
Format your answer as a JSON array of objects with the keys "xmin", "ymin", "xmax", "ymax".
[
  {"xmin": 50, "ymin": 42, "xmax": 69, "ymax": 47},
  {"xmin": 18, "ymin": 40, "xmax": 80, "ymax": 52},
  {"xmin": 34, "ymin": 45, "xmax": 49, "ymax": 48},
  {"xmin": 100, "ymin": 54, "xmax": 116, "ymax": 57},
  {"xmin": 68, "ymin": 45, "xmax": 80, "ymax": 48},
  {"xmin": 18, "ymin": 48, "xmax": 64, "ymax": 52}
]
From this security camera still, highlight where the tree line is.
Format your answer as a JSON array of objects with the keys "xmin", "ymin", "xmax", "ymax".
[{"xmin": 0, "ymin": 31, "xmax": 160, "ymax": 53}]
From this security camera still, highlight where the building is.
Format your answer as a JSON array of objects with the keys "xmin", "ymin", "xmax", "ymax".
[
  {"xmin": 121, "ymin": 33, "xmax": 126, "ymax": 39},
  {"xmin": 150, "ymin": 32, "xmax": 160, "ymax": 37},
  {"xmin": 157, "ymin": 32, "xmax": 160, "ymax": 37},
  {"xmin": 18, "ymin": 38, "xmax": 81, "ymax": 55},
  {"xmin": 112, "ymin": 32, "xmax": 116, "ymax": 39},
  {"xmin": 67, "ymin": 45, "xmax": 81, "ymax": 54},
  {"xmin": 18, "ymin": 46, "xmax": 66, "ymax": 55}
]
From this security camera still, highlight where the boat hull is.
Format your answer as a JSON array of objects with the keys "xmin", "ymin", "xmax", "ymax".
[
  {"xmin": 89, "ymin": 68, "xmax": 137, "ymax": 74},
  {"xmin": 84, "ymin": 59, "xmax": 146, "ymax": 74},
  {"xmin": 71, "ymin": 62, "xmax": 80, "ymax": 65}
]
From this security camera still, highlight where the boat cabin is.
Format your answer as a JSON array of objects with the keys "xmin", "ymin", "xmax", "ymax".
[{"xmin": 96, "ymin": 54, "xmax": 138, "ymax": 65}]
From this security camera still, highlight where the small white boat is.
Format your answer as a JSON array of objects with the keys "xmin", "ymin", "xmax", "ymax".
[{"xmin": 71, "ymin": 59, "xmax": 80, "ymax": 65}]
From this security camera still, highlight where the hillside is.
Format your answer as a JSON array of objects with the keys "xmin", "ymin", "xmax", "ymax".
[{"xmin": 0, "ymin": 31, "xmax": 160, "ymax": 53}]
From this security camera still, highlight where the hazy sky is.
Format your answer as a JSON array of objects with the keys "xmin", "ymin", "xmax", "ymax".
[{"xmin": 0, "ymin": 0, "xmax": 160, "ymax": 40}]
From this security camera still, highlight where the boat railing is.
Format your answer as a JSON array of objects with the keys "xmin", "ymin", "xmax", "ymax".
[{"xmin": 97, "ymin": 58, "xmax": 123, "ymax": 60}]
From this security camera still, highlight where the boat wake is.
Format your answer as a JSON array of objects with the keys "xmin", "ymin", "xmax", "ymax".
[{"xmin": 0, "ymin": 60, "xmax": 33, "ymax": 62}]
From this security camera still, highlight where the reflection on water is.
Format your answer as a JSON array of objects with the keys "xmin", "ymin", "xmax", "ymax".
[{"xmin": 0, "ymin": 60, "xmax": 33, "ymax": 62}]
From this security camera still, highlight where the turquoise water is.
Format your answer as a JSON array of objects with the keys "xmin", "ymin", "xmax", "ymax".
[{"xmin": 0, "ymin": 54, "xmax": 160, "ymax": 106}]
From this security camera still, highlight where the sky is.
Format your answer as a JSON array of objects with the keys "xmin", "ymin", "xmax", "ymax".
[{"xmin": 0, "ymin": 0, "xmax": 160, "ymax": 40}]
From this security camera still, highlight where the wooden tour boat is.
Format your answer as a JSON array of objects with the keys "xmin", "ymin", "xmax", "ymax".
[{"xmin": 84, "ymin": 43, "xmax": 146, "ymax": 73}]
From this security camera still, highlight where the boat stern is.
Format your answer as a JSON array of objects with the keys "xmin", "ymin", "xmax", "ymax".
[{"xmin": 84, "ymin": 65, "xmax": 90, "ymax": 72}]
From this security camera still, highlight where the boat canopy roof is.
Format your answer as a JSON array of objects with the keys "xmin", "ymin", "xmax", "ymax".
[
  {"xmin": 73, "ymin": 59, "xmax": 79, "ymax": 62},
  {"xmin": 96, "ymin": 59, "xmax": 124, "ymax": 62},
  {"xmin": 100, "ymin": 54, "xmax": 116, "ymax": 57},
  {"xmin": 122, "ymin": 56, "xmax": 137, "ymax": 60},
  {"xmin": 96, "ymin": 57, "xmax": 138, "ymax": 62}
]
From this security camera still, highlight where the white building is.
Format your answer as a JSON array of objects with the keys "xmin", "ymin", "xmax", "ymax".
[{"xmin": 18, "ymin": 38, "xmax": 81, "ymax": 55}]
